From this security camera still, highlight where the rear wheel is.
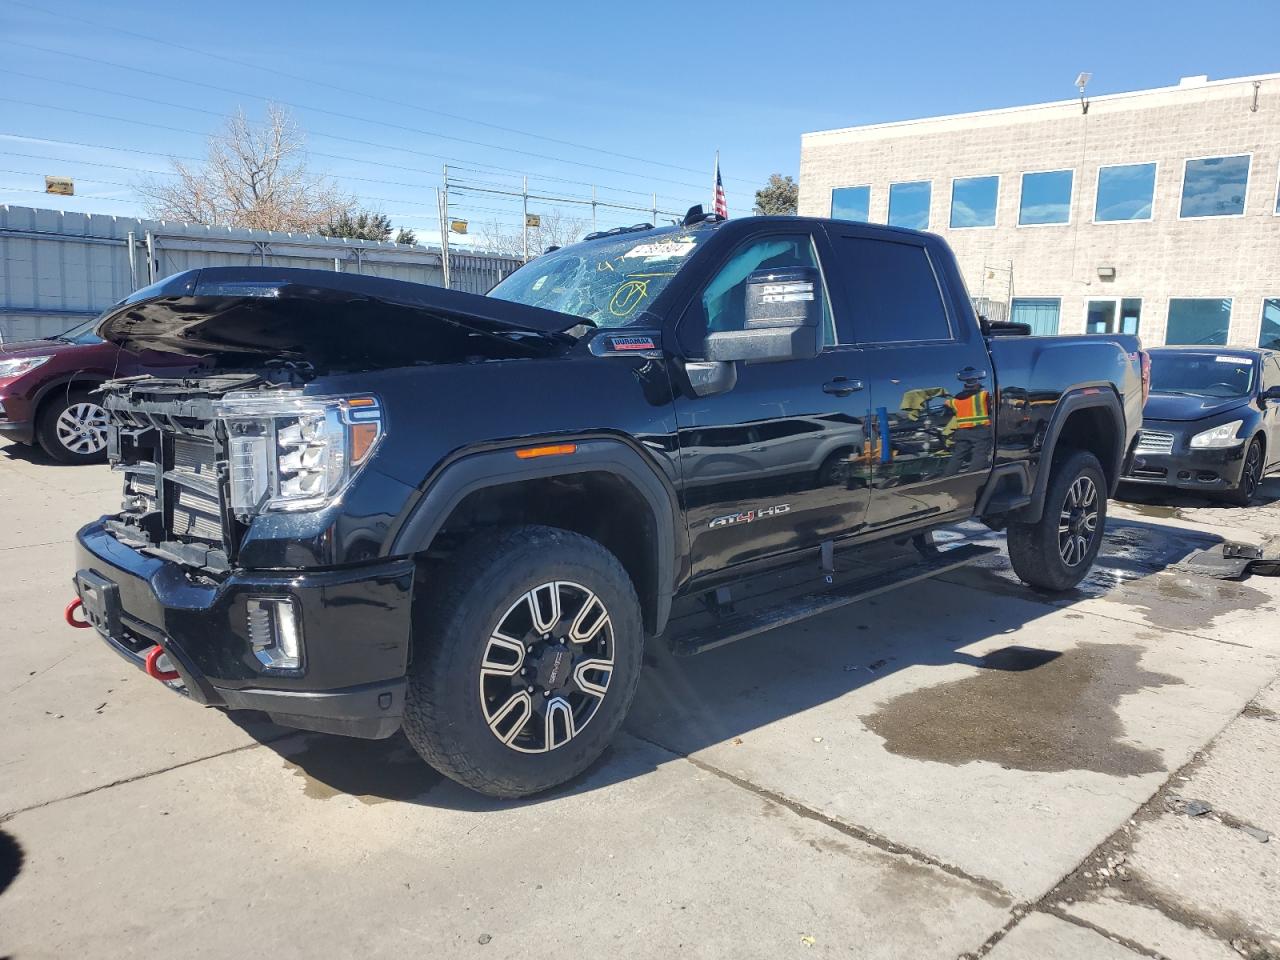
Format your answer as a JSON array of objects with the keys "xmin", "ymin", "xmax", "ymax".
[
  {"xmin": 1008, "ymin": 448, "xmax": 1107, "ymax": 592},
  {"xmin": 402, "ymin": 525, "xmax": 644, "ymax": 798},
  {"xmin": 36, "ymin": 389, "xmax": 109, "ymax": 464},
  {"xmin": 1223, "ymin": 437, "xmax": 1263, "ymax": 507}
]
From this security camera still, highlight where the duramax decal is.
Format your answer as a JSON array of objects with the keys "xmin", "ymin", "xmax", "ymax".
[{"xmin": 709, "ymin": 503, "xmax": 791, "ymax": 528}]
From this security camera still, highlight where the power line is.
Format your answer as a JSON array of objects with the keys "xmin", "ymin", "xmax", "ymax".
[
  {"xmin": 0, "ymin": 100, "xmax": 707, "ymax": 217},
  {"xmin": 0, "ymin": 72, "xmax": 731, "ymax": 211},
  {"xmin": 5, "ymin": 1, "xmax": 760, "ymax": 186},
  {"xmin": 0, "ymin": 47, "xmax": 754, "ymax": 203},
  {"xmin": 0, "ymin": 67, "xmax": 733, "ymax": 198}
]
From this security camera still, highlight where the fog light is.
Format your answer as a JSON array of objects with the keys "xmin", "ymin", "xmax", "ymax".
[{"xmin": 247, "ymin": 597, "xmax": 303, "ymax": 671}]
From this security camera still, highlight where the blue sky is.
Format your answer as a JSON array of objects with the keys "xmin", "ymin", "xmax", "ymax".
[{"xmin": 1, "ymin": 0, "xmax": 1276, "ymax": 245}]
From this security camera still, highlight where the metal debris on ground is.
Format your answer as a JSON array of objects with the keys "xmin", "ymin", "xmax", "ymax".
[{"xmin": 1239, "ymin": 826, "xmax": 1270, "ymax": 843}]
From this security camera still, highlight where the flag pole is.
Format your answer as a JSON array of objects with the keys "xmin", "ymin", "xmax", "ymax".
[{"xmin": 713, "ymin": 149, "xmax": 719, "ymax": 212}]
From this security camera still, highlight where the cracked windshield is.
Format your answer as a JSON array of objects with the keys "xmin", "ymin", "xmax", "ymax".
[{"xmin": 488, "ymin": 229, "xmax": 707, "ymax": 327}]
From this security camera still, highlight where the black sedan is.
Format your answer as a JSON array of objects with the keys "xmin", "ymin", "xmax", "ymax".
[{"xmin": 1123, "ymin": 347, "xmax": 1280, "ymax": 505}]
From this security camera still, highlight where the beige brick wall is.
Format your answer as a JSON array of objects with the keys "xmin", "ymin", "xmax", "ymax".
[{"xmin": 798, "ymin": 76, "xmax": 1280, "ymax": 346}]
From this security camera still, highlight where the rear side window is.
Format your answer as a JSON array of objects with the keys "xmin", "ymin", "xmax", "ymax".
[{"xmin": 829, "ymin": 235, "xmax": 952, "ymax": 343}]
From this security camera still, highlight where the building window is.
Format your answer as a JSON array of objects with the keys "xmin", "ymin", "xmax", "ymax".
[
  {"xmin": 888, "ymin": 181, "xmax": 931, "ymax": 230},
  {"xmin": 1086, "ymin": 298, "xmax": 1142, "ymax": 335},
  {"xmin": 1260, "ymin": 299, "xmax": 1280, "ymax": 350},
  {"xmin": 950, "ymin": 175, "xmax": 999, "ymax": 228},
  {"xmin": 831, "ymin": 185, "xmax": 870, "ymax": 222},
  {"xmin": 1095, "ymin": 162, "xmax": 1157, "ymax": 222},
  {"xmin": 1010, "ymin": 298, "xmax": 1061, "ymax": 335},
  {"xmin": 1167, "ymin": 298, "xmax": 1232, "ymax": 345},
  {"xmin": 1180, "ymin": 155, "xmax": 1250, "ymax": 218},
  {"xmin": 1019, "ymin": 170, "xmax": 1073, "ymax": 225}
]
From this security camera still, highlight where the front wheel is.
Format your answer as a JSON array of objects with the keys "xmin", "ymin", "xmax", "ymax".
[
  {"xmin": 37, "ymin": 389, "xmax": 110, "ymax": 464},
  {"xmin": 1008, "ymin": 449, "xmax": 1107, "ymax": 592},
  {"xmin": 402, "ymin": 525, "xmax": 644, "ymax": 798},
  {"xmin": 1222, "ymin": 437, "xmax": 1263, "ymax": 507}
]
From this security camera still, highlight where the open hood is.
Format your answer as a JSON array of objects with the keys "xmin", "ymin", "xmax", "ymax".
[{"xmin": 94, "ymin": 267, "xmax": 576, "ymax": 369}]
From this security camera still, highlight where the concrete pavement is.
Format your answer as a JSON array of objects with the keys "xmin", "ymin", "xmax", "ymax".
[{"xmin": 1, "ymin": 438, "xmax": 1278, "ymax": 958}]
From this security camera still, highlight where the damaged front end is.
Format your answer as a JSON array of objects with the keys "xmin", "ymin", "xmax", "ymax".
[
  {"xmin": 70, "ymin": 266, "xmax": 580, "ymax": 736},
  {"xmin": 102, "ymin": 374, "xmax": 384, "ymax": 576}
]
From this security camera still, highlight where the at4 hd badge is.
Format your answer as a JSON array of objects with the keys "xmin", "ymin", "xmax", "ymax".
[{"xmin": 709, "ymin": 503, "xmax": 791, "ymax": 529}]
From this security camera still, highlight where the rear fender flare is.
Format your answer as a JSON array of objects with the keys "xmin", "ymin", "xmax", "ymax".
[
  {"xmin": 390, "ymin": 437, "xmax": 681, "ymax": 635},
  {"xmin": 1018, "ymin": 387, "xmax": 1125, "ymax": 523}
]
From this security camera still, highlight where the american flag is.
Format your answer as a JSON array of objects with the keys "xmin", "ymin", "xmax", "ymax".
[{"xmin": 713, "ymin": 154, "xmax": 728, "ymax": 219}]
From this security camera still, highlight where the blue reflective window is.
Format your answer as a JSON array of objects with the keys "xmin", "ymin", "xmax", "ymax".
[
  {"xmin": 1166, "ymin": 298, "xmax": 1232, "ymax": 345},
  {"xmin": 1180, "ymin": 155, "xmax": 1250, "ymax": 218},
  {"xmin": 831, "ymin": 185, "xmax": 870, "ymax": 222},
  {"xmin": 1019, "ymin": 170, "xmax": 1073, "ymax": 225},
  {"xmin": 950, "ymin": 176, "xmax": 999, "ymax": 227},
  {"xmin": 1260, "ymin": 299, "xmax": 1280, "ymax": 351},
  {"xmin": 1095, "ymin": 163, "xmax": 1157, "ymax": 222},
  {"xmin": 1010, "ymin": 298, "xmax": 1061, "ymax": 335},
  {"xmin": 887, "ymin": 181, "xmax": 931, "ymax": 230}
]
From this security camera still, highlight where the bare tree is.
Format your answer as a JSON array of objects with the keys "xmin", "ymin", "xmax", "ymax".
[
  {"xmin": 474, "ymin": 209, "xmax": 590, "ymax": 259},
  {"xmin": 139, "ymin": 104, "xmax": 353, "ymax": 232}
]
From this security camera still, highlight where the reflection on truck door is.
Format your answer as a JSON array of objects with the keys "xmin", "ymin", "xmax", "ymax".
[
  {"xmin": 823, "ymin": 227, "xmax": 995, "ymax": 530},
  {"xmin": 672, "ymin": 229, "xmax": 871, "ymax": 574}
]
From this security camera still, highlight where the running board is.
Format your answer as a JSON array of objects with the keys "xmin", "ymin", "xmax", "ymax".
[{"xmin": 669, "ymin": 543, "xmax": 998, "ymax": 657}]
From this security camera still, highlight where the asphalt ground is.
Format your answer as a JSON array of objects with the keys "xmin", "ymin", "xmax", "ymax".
[{"xmin": 1, "ymin": 438, "xmax": 1277, "ymax": 959}]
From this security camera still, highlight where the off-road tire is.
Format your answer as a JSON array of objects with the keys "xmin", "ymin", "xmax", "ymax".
[
  {"xmin": 1008, "ymin": 448, "xmax": 1107, "ymax": 592},
  {"xmin": 402, "ymin": 525, "xmax": 644, "ymax": 798},
  {"xmin": 1222, "ymin": 437, "xmax": 1263, "ymax": 507},
  {"xmin": 36, "ymin": 388, "xmax": 109, "ymax": 464}
]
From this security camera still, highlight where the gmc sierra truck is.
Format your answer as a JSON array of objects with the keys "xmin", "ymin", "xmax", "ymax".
[{"xmin": 70, "ymin": 213, "xmax": 1145, "ymax": 798}]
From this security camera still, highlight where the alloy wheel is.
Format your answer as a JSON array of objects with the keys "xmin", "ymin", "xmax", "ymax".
[
  {"xmin": 1241, "ymin": 442, "xmax": 1262, "ymax": 500},
  {"xmin": 54, "ymin": 402, "xmax": 110, "ymax": 456},
  {"xmin": 479, "ymin": 580, "xmax": 614, "ymax": 754},
  {"xmin": 1058, "ymin": 474, "xmax": 1099, "ymax": 567}
]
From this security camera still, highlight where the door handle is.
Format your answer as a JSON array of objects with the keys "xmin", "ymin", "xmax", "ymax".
[
  {"xmin": 957, "ymin": 367, "xmax": 989, "ymax": 383},
  {"xmin": 823, "ymin": 378, "xmax": 864, "ymax": 397}
]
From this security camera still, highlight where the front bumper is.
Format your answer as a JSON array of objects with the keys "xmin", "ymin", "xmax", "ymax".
[
  {"xmin": 1122, "ymin": 426, "xmax": 1249, "ymax": 492},
  {"xmin": 73, "ymin": 520, "xmax": 416, "ymax": 738},
  {"xmin": 0, "ymin": 418, "xmax": 34, "ymax": 444}
]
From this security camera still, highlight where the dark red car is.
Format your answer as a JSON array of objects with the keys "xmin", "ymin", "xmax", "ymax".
[{"xmin": 0, "ymin": 315, "xmax": 200, "ymax": 463}]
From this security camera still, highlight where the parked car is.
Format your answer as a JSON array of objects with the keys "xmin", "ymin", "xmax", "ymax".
[
  {"xmin": 1122, "ymin": 347, "xmax": 1280, "ymax": 505},
  {"xmin": 70, "ymin": 214, "xmax": 1145, "ymax": 798},
  {"xmin": 0, "ymin": 316, "xmax": 202, "ymax": 463}
]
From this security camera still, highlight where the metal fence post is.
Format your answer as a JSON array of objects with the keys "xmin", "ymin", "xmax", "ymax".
[
  {"xmin": 144, "ymin": 231, "xmax": 156, "ymax": 283},
  {"xmin": 126, "ymin": 230, "xmax": 138, "ymax": 291}
]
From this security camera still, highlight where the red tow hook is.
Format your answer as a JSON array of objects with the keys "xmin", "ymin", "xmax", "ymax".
[
  {"xmin": 144, "ymin": 646, "xmax": 181, "ymax": 682},
  {"xmin": 65, "ymin": 598, "xmax": 90, "ymax": 629}
]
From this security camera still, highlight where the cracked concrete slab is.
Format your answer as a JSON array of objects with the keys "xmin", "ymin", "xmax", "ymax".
[
  {"xmin": 628, "ymin": 576, "xmax": 1277, "ymax": 901},
  {"xmin": 4, "ymin": 444, "xmax": 1280, "ymax": 958},
  {"xmin": 984, "ymin": 912, "xmax": 1145, "ymax": 960},
  {"xmin": 0, "ymin": 733, "xmax": 1010, "ymax": 960}
]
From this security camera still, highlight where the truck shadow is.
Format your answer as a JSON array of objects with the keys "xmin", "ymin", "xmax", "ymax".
[{"xmin": 259, "ymin": 515, "xmax": 1241, "ymax": 810}]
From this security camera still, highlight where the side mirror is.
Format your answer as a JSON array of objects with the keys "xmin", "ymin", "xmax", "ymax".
[
  {"xmin": 1262, "ymin": 386, "xmax": 1280, "ymax": 402},
  {"xmin": 704, "ymin": 266, "xmax": 821, "ymax": 363}
]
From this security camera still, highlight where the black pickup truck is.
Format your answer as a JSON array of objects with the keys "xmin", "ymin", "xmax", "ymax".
[{"xmin": 70, "ymin": 214, "xmax": 1145, "ymax": 797}]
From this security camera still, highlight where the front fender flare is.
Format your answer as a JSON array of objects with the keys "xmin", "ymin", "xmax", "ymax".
[{"xmin": 389, "ymin": 437, "xmax": 681, "ymax": 635}]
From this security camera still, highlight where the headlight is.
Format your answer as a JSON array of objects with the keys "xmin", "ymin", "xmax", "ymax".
[
  {"xmin": 1189, "ymin": 420, "xmax": 1244, "ymax": 449},
  {"xmin": 216, "ymin": 393, "xmax": 383, "ymax": 521},
  {"xmin": 0, "ymin": 355, "xmax": 52, "ymax": 379}
]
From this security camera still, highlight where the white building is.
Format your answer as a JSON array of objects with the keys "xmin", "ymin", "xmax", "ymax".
[{"xmin": 798, "ymin": 73, "xmax": 1280, "ymax": 347}]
